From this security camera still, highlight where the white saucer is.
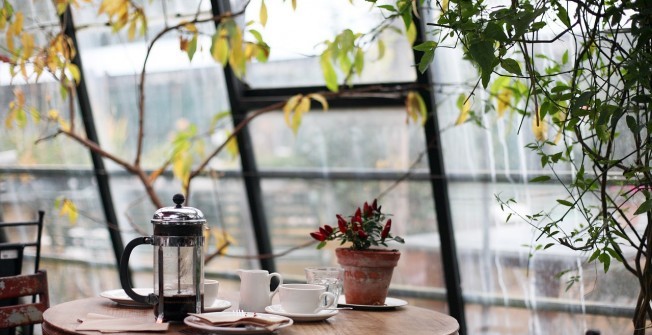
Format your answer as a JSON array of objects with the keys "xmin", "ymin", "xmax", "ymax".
[
  {"xmin": 203, "ymin": 299, "xmax": 232, "ymax": 312},
  {"xmin": 337, "ymin": 296, "xmax": 408, "ymax": 310},
  {"xmin": 100, "ymin": 288, "xmax": 152, "ymax": 307},
  {"xmin": 264, "ymin": 304, "xmax": 338, "ymax": 322}
]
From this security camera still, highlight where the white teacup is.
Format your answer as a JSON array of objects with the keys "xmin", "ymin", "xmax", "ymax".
[
  {"xmin": 204, "ymin": 279, "xmax": 219, "ymax": 307},
  {"xmin": 278, "ymin": 283, "xmax": 337, "ymax": 314}
]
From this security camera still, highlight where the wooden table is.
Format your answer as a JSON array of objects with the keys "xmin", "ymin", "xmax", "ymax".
[{"xmin": 42, "ymin": 292, "xmax": 459, "ymax": 335}]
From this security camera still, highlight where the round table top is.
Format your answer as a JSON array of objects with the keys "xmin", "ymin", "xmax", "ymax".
[{"xmin": 42, "ymin": 292, "xmax": 459, "ymax": 335}]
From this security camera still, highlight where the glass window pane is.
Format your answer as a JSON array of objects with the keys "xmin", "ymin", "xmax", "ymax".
[
  {"xmin": 241, "ymin": 0, "xmax": 416, "ymax": 88},
  {"xmin": 250, "ymin": 108, "xmax": 428, "ymax": 170}
]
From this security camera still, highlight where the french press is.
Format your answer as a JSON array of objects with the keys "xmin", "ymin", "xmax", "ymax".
[{"xmin": 119, "ymin": 194, "xmax": 206, "ymax": 322}]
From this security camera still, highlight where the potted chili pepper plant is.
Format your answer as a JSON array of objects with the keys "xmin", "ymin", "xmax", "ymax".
[{"xmin": 310, "ymin": 199, "xmax": 405, "ymax": 305}]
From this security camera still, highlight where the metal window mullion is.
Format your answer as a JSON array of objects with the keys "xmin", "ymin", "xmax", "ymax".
[
  {"xmin": 59, "ymin": 8, "xmax": 126, "ymax": 276},
  {"xmin": 210, "ymin": 0, "xmax": 276, "ymax": 274},
  {"xmin": 413, "ymin": 7, "xmax": 467, "ymax": 335}
]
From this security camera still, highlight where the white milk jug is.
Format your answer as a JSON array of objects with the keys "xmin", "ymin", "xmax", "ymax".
[{"xmin": 237, "ymin": 269, "xmax": 283, "ymax": 312}]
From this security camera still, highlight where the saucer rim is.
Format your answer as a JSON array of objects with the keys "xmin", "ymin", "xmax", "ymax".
[{"xmin": 264, "ymin": 304, "xmax": 338, "ymax": 318}]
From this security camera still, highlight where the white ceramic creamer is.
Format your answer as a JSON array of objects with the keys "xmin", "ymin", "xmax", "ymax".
[{"xmin": 237, "ymin": 269, "xmax": 283, "ymax": 312}]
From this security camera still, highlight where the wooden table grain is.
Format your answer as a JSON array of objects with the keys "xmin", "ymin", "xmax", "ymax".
[{"xmin": 42, "ymin": 292, "xmax": 458, "ymax": 335}]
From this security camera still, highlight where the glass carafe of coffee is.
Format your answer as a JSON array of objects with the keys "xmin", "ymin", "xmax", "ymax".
[{"xmin": 119, "ymin": 193, "xmax": 205, "ymax": 322}]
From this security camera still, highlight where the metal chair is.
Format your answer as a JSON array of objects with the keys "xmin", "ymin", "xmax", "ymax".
[
  {"xmin": 0, "ymin": 271, "xmax": 50, "ymax": 329},
  {"xmin": 0, "ymin": 211, "xmax": 46, "ymax": 335}
]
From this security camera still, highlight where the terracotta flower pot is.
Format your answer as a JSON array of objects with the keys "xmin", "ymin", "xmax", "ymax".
[{"xmin": 335, "ymin": 247, "xmax": 400, "ymax": 305}]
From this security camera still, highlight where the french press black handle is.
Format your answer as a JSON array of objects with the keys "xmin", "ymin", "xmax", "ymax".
[{"xmin": 119, "ymin": 236, "xmax": 159, "ymax": 305}]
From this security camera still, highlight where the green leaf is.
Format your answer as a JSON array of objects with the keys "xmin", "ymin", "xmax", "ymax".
[
  {"xmin": 377, "ymin": 40, "xmax": 386, "ymax": 60},
  {"xmin": 500, "ymin": 58, "xmax": 522, "ymax": 75},
  {"xmin": 320, "ymin": 52, "xmax": 339, "ymax": 92},
  {"xmin": 316, "ymin": 241, "xmax": 327, "ymax": 249},
  {"xmin": 556, "ymin": 199, "xmax": 574, "ymax": 207},
  {"xmin": 529, "ymin": 175, "xmax": 551, "ymax": 182},
  {"xmin": 598, "ymin": 252, "xmax": 611, "ymax": 272},
  {"xmin": 484, "ymin": 22, "xmax": 507, "ymax": 42},
  {"xmin": 187, "ymin": 34, "xmax": 198, "ymax": 61},
  {"xmin": 626, "ymin": 115, "xmax": 638, "ymax": 133},
  {"xmin": 468, "ymin": 39, "xmax": 496, "ymax": 88},
  {"xmin": 418, "ymin": 49, "xmax": 434, "ymax": 74},
  {"xmin": 413, "ymin": 41, "xmax": 437, "ymax": 52},
  {"xmin": 354, "ymin": 48, "xmax": 364, "ymax": 75},
  {"xmin": 588, "ymin": 249, "xmax": 600, "ymax": 263},
  {"xmin": 553, "ymin": 1, "xmax": 571, "ymax": 28},
  {"xmin": 377, "ymin": 4, "xmax": 396, "ymax": 11},
  {"xmin": 634, "ymin": 199, "xmax": 652, "ymax": 215},
  {"xmin": 562, "ymin": 50, "xmax": 569, "ymax": 65}
]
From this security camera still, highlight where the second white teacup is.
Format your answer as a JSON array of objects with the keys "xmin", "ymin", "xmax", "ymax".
[
  {"xmin": 278, "ymin": 283, "xmax": 337, "ymax": 314},
  {"xmin": 204, "ymin": 279, "xmax": 219, "ymax": 307}
]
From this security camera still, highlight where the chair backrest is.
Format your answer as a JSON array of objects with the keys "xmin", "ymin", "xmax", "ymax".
[
  {"xmin": 0, "ymin": 211, "xmax": 45, "ymax": 275},
  {"xmin": 0, "ymin": 271, "xmax": 50, "ymax": 329}
]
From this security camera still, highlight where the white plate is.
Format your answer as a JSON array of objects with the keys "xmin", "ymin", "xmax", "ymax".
[
  {"xmin": 337, "ymin": 296, "xmax": 408, "ymax": 310},
  {"xmin": 203, "ymin": 299, "xmax": 232, "ymax": 312},
  {"xmin": 100, "ymin": 288, "xmax": 152, "ymax": 307},
  {"xmin": 184, "ymin": 312, "xmax": 293, "ymax": 334},
  {"xmin": 264, "ymin": 304, "xmax": 337, "ymax": 322}
]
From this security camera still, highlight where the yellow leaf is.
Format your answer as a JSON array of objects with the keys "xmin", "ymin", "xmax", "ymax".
[
  {"xmin": 260, "ymin": 0, "xmax": 268, "ymax": 27},
  {"xmin": 48, "ymin": 109, "xmax": 60, "ymax": 120},
  {"xmin": 496, "ymin": 89, "xmax": 512, "ymax": 118},
  {"xmin": 67, "ymin": 63, "xmax": 81, "ymax": 84},
  {"xmin": 244, "ymin": 43, "xmax": 255, "ymax": 60},
  {"xmin": 532, "ymin": 110, "xmax": 547, "ymax": 141},
  {"xmin": 406, "ymin": 21, "xmax": 416, "ymax": 46},
  {"xmin": 58, "ymin": 118, "xmax": 71, "ymax": 132},
  {"xmin": 184, "ymin": 23, "xmax": 198, "ymax": 33},
  {"xmin": 228, "ymin": 27, "xmax": 245, "ymax": 78},
  {"xmin": 441, "ymin": 0, "xmax": 449, "ymax": 14},
  {"xmin": 211, "ymin": 30, "xmax": 229, "ymax": 65},
  {"xmin": 172, "ymin": 152, "xmax": 192, "ymax": 189},
  {"xmin": 14, "ymin": 88, "xmax": 25, "ymax": 107},
  {"xmin": 283, "ymin": 94, "xmax": 302, "ymax": 128},
  {"xmin": 291, "ymin": 97, "xmax": 311, "ymax": 135},
  {"xmin": 212, "ymin": 228, "xmax": 236, "ymax": 255},
  {"xmin": 29, "ymin": 107, "xmax": 40, "ymax": 124},
  {"xmin": 308, "ymin": 93, "xmax": 329, "ymax": 111},
  {"xmin": 59, "ymin": 199, "xmax": 78, "ymax": 225},
  {"xmin": 377, "ymin": 40, "xmax": 385, "ymax": 60},
  {"xmin": 9, "ymin": 12, "xmax": 23, "ymax": 35},
  {"xmin": 127, "ymin": 19, "xmax": 136, "ymax": 40},
  {"xmin": 225, "ymin": 130, "xmax": 239, "ymax": 158},
  {"xmin": 21, "ymin": 32, "xmax": 34, "ymax": 59},
  {"xmin": 455, "ymin": 94, "xmax": 471, "ymax": 125},
  {"xmin": 149, "ymin": 166, "xmax": 165, "ymax": 183},
  {"xmin": 292, "ymin": 0, "xmax": 297, "ymax": 10}
]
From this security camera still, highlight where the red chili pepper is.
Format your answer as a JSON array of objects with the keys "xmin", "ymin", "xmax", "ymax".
[
  {"xmin": 363, "ymin": 202, "xmax": 372, "ymax": 217},
  {"xmin": 319, "ymin": 227, "xmax": 329, "ymax": 236},
  {"xmin": 352, "ymin": 208, "xmax": 362, "ymax": 223},
  {"xmin": 336, "ymin": 215, "xmax": 348, "ymax": 233},
  {"xmin": 381, "ymin": 219, "xmax": 392, "ymax": 239},
  {"xmin": 351, "ymin": 222, "xmax": 359, "ymax": 232},
  {"xmin": 371, "ymin": 199, "xmax": 378, "ymax": 211},
  {"xmin": 0, "ymin": 55, "xmax": 10, "ymax": 63},
  {"xmin": 357, "ymin": 230, "xmax": 368, "ymax": 239},
  {"xmin": 324, "ymin": 224, "xmax": 334, "ymax": 234},
  {"xmin": 310, "ymin": 232, "xmax": 326, "ymax": 241}
]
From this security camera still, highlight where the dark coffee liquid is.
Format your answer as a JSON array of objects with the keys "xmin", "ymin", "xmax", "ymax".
[{"xmin": 154, "ymin": 294, "xmax": 199, "ymax": 322}]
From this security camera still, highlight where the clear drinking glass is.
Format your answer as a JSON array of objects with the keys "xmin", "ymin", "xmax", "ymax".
[{"xmin": 304, "ymin": 267, "xmax": 344, "ymax": 303}]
